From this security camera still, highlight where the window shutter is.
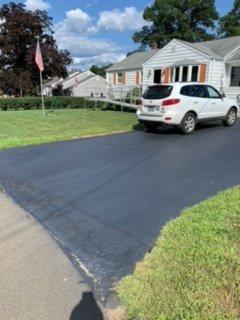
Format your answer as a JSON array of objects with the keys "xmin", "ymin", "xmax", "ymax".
[
  {"xmin": 163, "ymin": 68, "xmax": 170, "ymax": 83},
  {"xmin": 136, "ymin": 71, "xmax": 139, "ymax": 85},
  {"xmin": 123, "ymin": 72, "xmax": 126, "ymax": 85},
  {"xmin": 113, "ymin": 73, "xmax": 116, "ymax": 85},
  {"xmin": 199, "ymin": 64, "xmax": 207, "ymax": 82}
]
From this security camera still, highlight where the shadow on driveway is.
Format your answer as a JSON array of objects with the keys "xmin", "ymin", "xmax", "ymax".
[{"xmin": 70, "ymin": 292, "xmax": 103, "ymax": 320}]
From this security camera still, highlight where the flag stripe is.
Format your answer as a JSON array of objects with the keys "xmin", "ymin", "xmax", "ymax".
[{"xmin": 35, "ymin": 41, "xmax": 44, "ymax": 72}]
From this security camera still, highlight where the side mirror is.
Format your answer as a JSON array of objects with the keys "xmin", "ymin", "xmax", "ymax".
[{"xmin": 221, "ymin": 93, "xmax": 226, "ymax": 98}]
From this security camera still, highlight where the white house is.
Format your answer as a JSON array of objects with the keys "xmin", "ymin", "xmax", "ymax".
[
  {"xmin": 43, "ymin": 77, "xmax": 63, "ymax": 96},
  {"xmin": 106, "ymin": 50, "xmax": 159, "ymax": 99},
  {"xmin": 62, "ymin": 71, "xmax": 106, "ymax": 97},
  {"xmin": 143, "ymin": 36, "xmax": 240, "ymax": 99},
  {"xmin": 43, "ymin": 71, "xmax": 106, "ymax": 98}
]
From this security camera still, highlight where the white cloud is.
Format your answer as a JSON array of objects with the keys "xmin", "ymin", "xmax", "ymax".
[
  {"xmin": 54, "ymin": 7, "xmax": 145, "ymax": 69},
  {"xmin": 25, "ymin": 0, "xmax": 51, "ymax": 11},
  {"xmin": 55, "ymin": 31, "xmax": 125, "ymax": 69},
  {"xmin": 72, "ymin": 53, "xmax": 126, "ymax": 69},
  {"xmin": 56, "ymin": 9, "xmax": 92, "ymax": 35},
  {"xmin": 90, "ymin": 7, "xmax": 147, "ymax": 32},
  {"xmin": 54, "ymin": 8, "xmax": 127, "ymax": 69}
]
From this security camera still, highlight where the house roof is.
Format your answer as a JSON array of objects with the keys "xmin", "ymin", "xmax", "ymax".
[
  {"xmin": 43, "ymin": 77, "xmax": 60, "ymax": 88},
  {"xmin": 106, "ymin": 50, "xmax": 159, "ymax": 72},
  {"xmin": 62, "ymin": 74, "xmax": 106, "ymax": 90},
  {"xmin": 177, "ymin": 36, "xmax": 240, "ymax": 60},
  {"xmin": 225, "ymin": 49, "xmax": 240, "ymax": 62},
  {"xmin": 62, "ymin": 71, "xmax": 92, "ymax": 90}
]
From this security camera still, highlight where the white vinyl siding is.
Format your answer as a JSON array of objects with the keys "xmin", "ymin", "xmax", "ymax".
[
  {"xmin": 106, "ymin": 69, "xmax": 142, "ymax": 99},
  {"xmin": 225, "ymin": 64, "xmax": 240, "ymax": 99},
  {"xmin": 209, "ymin": 60, "xmax": 225, "ymax": 92},
  {"xmin": 143, "ymin": 41, "xmax": 211, "ymax": 90},
  {"xmin": 72, "ymin": 76, "xmax": 106, "ymax": 97},
  {"xmin": 106, "ymin": 70, "xmax": 141, "ymax": 86}
]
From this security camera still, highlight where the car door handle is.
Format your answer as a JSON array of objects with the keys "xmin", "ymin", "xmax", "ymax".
[
  {"xmin": 194, "ymin": 101, "xmax": 198, "ymax": 104},
  {"xmin": 212, "ymin": 102, "xmax": 216, "ymax": 105}
]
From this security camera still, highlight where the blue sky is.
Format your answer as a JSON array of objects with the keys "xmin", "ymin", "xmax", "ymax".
[{"xmin": 0, "ymin": 0, "xmax": 235, "ymax": 69}]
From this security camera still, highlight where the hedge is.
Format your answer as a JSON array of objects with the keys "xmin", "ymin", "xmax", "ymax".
[
  {"xmin": 0, "ymin": 97, "xmax": 112, "ymax": 111},
  {"xmin": 0, "ymin": 97, "xmax": 137, "ymax": 112}
]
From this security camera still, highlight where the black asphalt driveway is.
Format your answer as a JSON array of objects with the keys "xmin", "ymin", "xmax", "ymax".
[{"xmin": 0, "ymin": 123, "xmax": 240, "ymax": 301}]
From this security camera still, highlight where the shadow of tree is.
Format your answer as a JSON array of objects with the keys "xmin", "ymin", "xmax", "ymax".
[{"xmin": 70, "ymin": 292, "xmax": 104, "ymax": 320}]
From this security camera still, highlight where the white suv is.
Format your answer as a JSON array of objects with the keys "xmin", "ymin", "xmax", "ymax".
[{"xmin": 137, "ymin": 83, "xmax": 238, "ymax": 134}]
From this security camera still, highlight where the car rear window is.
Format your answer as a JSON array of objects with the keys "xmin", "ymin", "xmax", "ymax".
[{"xmin": 143, "ymin": 85, "xmax": 173, "ymax": 100}]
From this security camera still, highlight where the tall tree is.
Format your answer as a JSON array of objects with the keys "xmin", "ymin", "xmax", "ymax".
[
  {"xmin": 133, "ymin": 0, "xmax": 219, "ymax": 48},
  {"xmin": 219, "ymin": 0, "xmax": 240, "ymax": 37},
  {"xmin": 90, "ymin": 64, "xmax": 112, "ymax": 78},
  {"xmin": 0, "ymin": 2, "xmax": 71, "ymax": 96}
]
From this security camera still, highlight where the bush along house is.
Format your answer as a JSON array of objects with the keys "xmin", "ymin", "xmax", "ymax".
[{"xmin": 142, "ymin": 36, "xmax": 240, "ymax": 99}]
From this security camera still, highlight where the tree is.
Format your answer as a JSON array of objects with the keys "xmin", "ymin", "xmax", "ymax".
[
  {"xmin": 90, "ymin": 64, "xmax": 112, "ymax": 78},
  {"xmin": 133, "ymin": 0, "xmax": 219, "ymax": 48},
  {"xmin": 126, "ymin": 47, "xmax": 146, "ymax": 57},
  {"xmin": 0, "ymin": 2, "xmax": 71, "ymax": 96},
  {"xmin": 219, "ymin": 0, "xmax": 240, "ymax": 37}
]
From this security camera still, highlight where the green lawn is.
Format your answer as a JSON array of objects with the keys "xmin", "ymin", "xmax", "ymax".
[
  {"xmin": 0, "ymin": 109, "xmax": 138, "ymax": 149},
  {"xmin": 118, "ymin": 187, "xmax": 240, "ymax": 320}
]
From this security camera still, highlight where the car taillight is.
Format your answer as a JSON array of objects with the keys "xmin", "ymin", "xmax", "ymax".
[{"xmin": 161, "ymin": 99, "xmax": 180, "ymax": 106}]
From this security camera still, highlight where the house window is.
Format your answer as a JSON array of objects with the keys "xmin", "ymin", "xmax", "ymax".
[
  {"xmin": 175, "ymin": 67, "xmax": 180, "ymax": 82},
  {"xmin": 182, "ymin": 66, "xmax": 188, "ymax": 82},
  {"xmin": 172, "ymin": 65, "xmax": 199, "ymax": 83},
  {"xmin": 191, "ymin": 66, "xmax": 199, "ymax": 81},
  {"xmin": 117, "ymin": 73, "xmax": 123, "ymax": 84},
  {"xmin": 230, "ymin": 66, "xmax": 240, "ymax": 86},
  {"xmin": 154, "ymin": 69, "xmax": 162, "ymax": 84}
]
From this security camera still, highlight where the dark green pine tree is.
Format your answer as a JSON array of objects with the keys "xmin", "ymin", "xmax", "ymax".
[
  {"xmin": 133, "ymin": 0, "xmax": 219, "ymax": 48},
  {"xmin": 219, "ymin": 0, "xmax": 240, "ymax": 37}
]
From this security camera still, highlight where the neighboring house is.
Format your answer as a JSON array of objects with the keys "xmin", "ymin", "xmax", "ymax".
[
  {"xmin": 106, "ymin": 50, "xmax": 159, "ymax": 99},
  {"xmin": 62, "ymin": 71, "xmax": 106, "ymax": 97},
  {"xmin": 43, "ymin": 77, "xmax": 62, "ymax": 96},
  {"xmin": 143, "ymin": 36, "xmax": 240, "ymax": 99},
  {"xmin": 43, "ymin": 71, "xmax": 106, "ymax": 98}
]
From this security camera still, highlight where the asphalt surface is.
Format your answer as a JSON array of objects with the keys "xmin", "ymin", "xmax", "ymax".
[{"xmin": 0, "ymin": 122, "xmax": 240, "ymax": 301}]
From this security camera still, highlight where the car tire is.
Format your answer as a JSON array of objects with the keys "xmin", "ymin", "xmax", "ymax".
[
  {"xmin": 222, "ymin": 108, "xmax": 237, "ymax": 127},
  {"xmin": 181, "ymin": 112, "xmax": 197, "ymax": 135}
]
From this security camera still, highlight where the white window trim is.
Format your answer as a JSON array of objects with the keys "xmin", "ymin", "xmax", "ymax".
[
  {"xmin": 116, "ymin": 72, "xmax": 123, "ymax": 85},
  {"xmin": 171, "ymin": 65, "xmax": 200, "ymax": 83},
  {"xmin": 137, "ymin": 70, "xmax": 142, "ymax": 84}
]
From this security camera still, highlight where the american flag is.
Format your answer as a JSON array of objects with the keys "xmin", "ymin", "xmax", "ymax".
[{"xmin": 35, "ymin": 40, "xmax": 44, "ymax": 72}]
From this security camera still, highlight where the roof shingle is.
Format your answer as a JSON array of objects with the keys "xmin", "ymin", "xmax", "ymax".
[
  {"xmin": 106, "ymin": 50, "xmax": 159, "ymax": 72},
  {"xmin": 178, "ymin": 36, "xmax": 240, "ymax": 59}
]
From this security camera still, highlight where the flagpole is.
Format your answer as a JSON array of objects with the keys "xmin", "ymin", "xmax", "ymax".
[
  {"xmin": 39, "ymin": 69, "xmax": 45, "ymax": 116},
  {"xmin": 36, "ymin": 36, "xmax": 45, "ymax": 116}
]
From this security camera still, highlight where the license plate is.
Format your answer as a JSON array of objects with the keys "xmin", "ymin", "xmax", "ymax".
[{"xmin": 147, "ymin": 106, "xmax": 155, "ymax": 112}]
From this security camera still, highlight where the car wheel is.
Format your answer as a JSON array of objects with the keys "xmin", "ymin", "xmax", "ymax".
[
  {"xmin": 181, "ymin": 112, "xmax": 197, "ymax": 135},
  {"xmin": 222, "ymin": 108, "xmax": 237, "ymax": 127}
]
